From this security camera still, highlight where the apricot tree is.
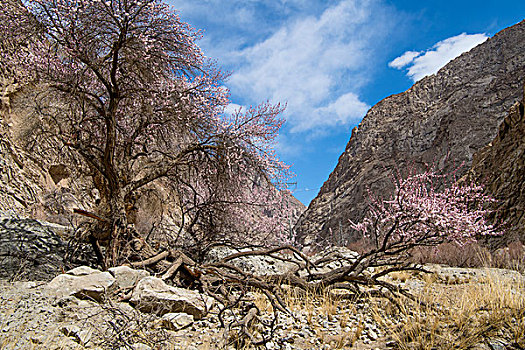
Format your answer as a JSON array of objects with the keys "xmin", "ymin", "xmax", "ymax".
[{"xmin": 3, "ymin": 0, "xmax": 291, "ymax": 267}]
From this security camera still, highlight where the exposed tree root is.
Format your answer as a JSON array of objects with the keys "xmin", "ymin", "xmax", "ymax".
[{"xmin": 117, "ymin": 244, "xmax": 430, "ymax": 346}]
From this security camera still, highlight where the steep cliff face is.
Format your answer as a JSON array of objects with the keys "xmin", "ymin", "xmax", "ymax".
[
  {"xmin": 295, "ymin": 20, "xmax": 525, "ymax": 249},
  {"xmin": 0, "ymin": 124, "xmax": 45, "ymax": 215},
  {"xmin": 465, "ymin": 85, "xmax": 525, "ymax": 244},
  {"xmin": 0, "ymin": 101, "xmax": 95, "ymax": 223}
]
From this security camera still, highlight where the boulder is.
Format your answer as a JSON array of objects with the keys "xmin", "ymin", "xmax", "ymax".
[
  {"xmin": 109, "ymin": 265, "xmax": 149, "ymax": 290},
  {"xmin": 0, "ymin": 214, "xmax": 67, "ymax": 281},
  {"xmin": 67, "ymin": 266, "xmax": 100, "ymax": 276},
  {"xmin": 130, "ymin": 277, "xmax": 213, "ymax": 319},
  {"xmin": 205, "ymin": 246, "xmax": 297, "ymax": 276},
  {"xmin": 301, "ymin": 246, "xmax": 360, "ymax": 277},
  {"xmin": 46, "ymin": 267, "xmax": 115, "ymax": 302}
]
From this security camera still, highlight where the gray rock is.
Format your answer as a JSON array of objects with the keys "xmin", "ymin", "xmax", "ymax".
[
  {"xmin": 368, "ymin": 329, "xmax": 378, "ymax": 341},
  {"xmin": 61, "ymin": 325, "xmax": 92, "ymax": 346},
  {"xmin": 486, "ymin": 338, "xmax": 508, "ymax": 350},
  {"xmin": 46, "ymin": 269, "xmax": 115, "ymax": 302},
  {"xmin": 130, "ymin": 277, "xmax": 214, "ymax": 319},
  {"xmin": 465, "ymin": 88, "xmax": 525, "ymax": 243},
  {"xmin": 67, "ymin": 266, "xmax": 101, "ymax": 276},
  {"xmin": 266, "ymin": 341, "xmax": 276, "ymax": 350},
  {"xmin": 109, "ymin": 265, "xmax": 149, "ymax": 290},
  {"xmin": 0, "ymin": 215, "xmax": 67, "ymax": 281},
  {"xmin": 0, "ymin": 124, "xmax": 46, "ymax": 216},
  {"xmin": 204, "ymin": 246, "xmax": 297, "ymax": 276},
  {"xmin": 0, "ymin": 211, "xmax": 99, "ymax": 282},
  {"xmin": 308, "ymin": 246, "xmax": 359, "ymax": 276}
]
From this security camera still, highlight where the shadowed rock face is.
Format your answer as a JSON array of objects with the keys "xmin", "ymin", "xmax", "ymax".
[
  {"xmin": 0, "ymin": 214, "xmax": 99, "ymax": 281},
  {"xmin": 465, "ymin": 84, "xmax": 525, "ymax": 244},
  {"xmin": 0, "ymin": 216, "xmax": 66, "ymax": 281},
  {"xmin": 295, "ymin": 20, "xmax": 525, "ymax": 249}
]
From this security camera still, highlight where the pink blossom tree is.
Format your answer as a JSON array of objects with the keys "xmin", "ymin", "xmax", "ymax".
[
  {"xmin": 349, "ymin": 168, "xmax": 500, "ymax": 266},
  {"xmin": 3, "ymin": 0, "xmax": 292, "ymax": 267}
]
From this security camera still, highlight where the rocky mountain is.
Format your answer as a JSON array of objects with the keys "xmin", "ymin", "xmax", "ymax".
[
  {"xmin": 465, "ymin": 84, "xmax": 525, "ymax": 244},
  {"xmin": 295, "ymin": 20, "xmax": 525, "ymax": 249}
]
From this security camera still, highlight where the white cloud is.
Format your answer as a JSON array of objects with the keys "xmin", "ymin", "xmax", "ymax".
[
  {"xmin": 274, "ymin": 133, "xmax": 303, "ymax": 157},
  {"xmin": 171, "ymin": 0, "xmax": 318, "ymax": 45},
  {"xmin": 223, "ymin": 103, "xmax": 244, "ymax": 115},
  {"xmin": 389, "ymin": 33, "xmax": 488, "ymax": 81},
  {"xmin": 388, "ymin": 51, "xmax": 421, "ymax": 69},
  {"xmin": 226, "ymin": 0, "xmax": 388, "ymax": 132},
  {"xmin": 302, "ymin": 93, "xmax": 370, "ymax": 132},
  {"xmin": 170, "ymin": 0, "xmax": 398, "ymax": 134}
]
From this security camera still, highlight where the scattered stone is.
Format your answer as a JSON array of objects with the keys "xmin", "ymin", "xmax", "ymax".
[
  {"xmin": 2, "ymin": 254, "xmax": 524, "ymax": 349},
  {"xmin": 368, "ymin": 329, "xmax": 378, "ymax": 341},
  {"xmin": 61, "ymin": 324, "xmax": 92, "ymax": 346},
  {"xmin": 160, "ymin": 313, "xmax": 194, "ymax": 330},
  {"xmin": 385, "ymin": 340, "xmax": 397, "ymax": 347},
  {"xmin": 486, "ymin": 338, "xmax": 508, "ymax": 350}
]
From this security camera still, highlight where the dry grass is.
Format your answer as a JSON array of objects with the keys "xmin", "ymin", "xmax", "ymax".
[
  {"xmin": 390, "ymin": 271, "xmax": 412, "ymax": 283},
  {"xmin": 411, "ymin": 241, "xmax": 525, "ymax": 273},
  {"xmin": 280, "ymin": 285, "xmax": 366, "ymax": 348},
  {"xmin": 281, "ymin": 284, "xmax": 342, "ymax": 320},
  {"xmin": 373, "ymin": 268, "xmax": 525, "ymax": 349}
]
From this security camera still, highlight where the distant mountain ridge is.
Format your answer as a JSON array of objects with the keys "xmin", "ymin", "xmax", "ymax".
[{"xmin": 295, "ymin": 20, "xmax": 525, "ymax": 249}]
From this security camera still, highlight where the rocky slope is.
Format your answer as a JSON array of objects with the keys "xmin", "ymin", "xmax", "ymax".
[
  {"xmin": 465, "ymin": 84, "xmax": 525, "ymax": 244},
  {"xmin": 295, "ymin": 20, "xmax": 525, "ymax": 249},
  {"xmin": 1, "ymin": 263, "xmax": 523, "ymax": 350},
  {"xmin": 0, "ymin": 126, "xmax": 44, "ymax": 215}
]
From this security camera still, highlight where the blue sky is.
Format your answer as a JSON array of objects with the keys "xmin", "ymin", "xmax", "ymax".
[{"xmin": 168, "ymin": 0, "xmax": 524, "ymax": 206}]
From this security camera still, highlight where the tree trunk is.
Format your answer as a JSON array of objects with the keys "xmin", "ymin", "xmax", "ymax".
[{"xmin": 106, "ymin": 189, "xmax": 129, "ymax": 267}]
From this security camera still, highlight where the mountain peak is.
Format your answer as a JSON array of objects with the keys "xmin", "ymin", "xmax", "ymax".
[{"xmin": 295, "ymin": 19, "xmax": 525, "ymax": 249}]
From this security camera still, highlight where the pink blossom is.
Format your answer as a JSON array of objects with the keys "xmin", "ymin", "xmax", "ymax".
[
  {"xmin": 350, "ymin": 168, "xmax": 500, "ymax": 250},
  {"xmin": 3, "ymin": 0, "xmax": 293, "ymax": 251}
]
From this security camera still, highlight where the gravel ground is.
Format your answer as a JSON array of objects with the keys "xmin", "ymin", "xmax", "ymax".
[{"xmin": 0, "ymin": 265, "xmax": 523, "ymax": 349}]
